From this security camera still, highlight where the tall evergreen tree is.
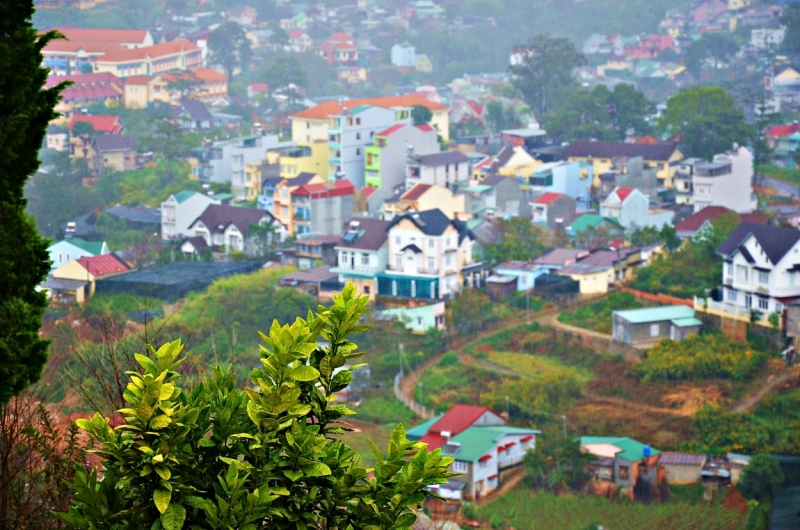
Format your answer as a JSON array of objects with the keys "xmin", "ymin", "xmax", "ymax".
[{"xmin": 0, "ymin": 0, "xmax": 68, "ymax": 406}]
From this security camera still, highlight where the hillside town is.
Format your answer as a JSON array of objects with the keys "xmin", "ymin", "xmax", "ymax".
[{"xmin": 3, "ymin": 0, "xmax": 800, "ymax": 529}]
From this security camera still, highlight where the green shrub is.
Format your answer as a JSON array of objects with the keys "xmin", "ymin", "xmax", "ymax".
[
  {"xmin": 438, "ymin": 352, "xmax": 459, "ymax": 367},
  {"xmin": 557, "ymin": 292, "xmax": 641, "ymax": 332}
]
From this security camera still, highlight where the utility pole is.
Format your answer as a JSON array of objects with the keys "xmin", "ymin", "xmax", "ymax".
[
  {"xmin": 398, "ymin": 342, "xmax": 404, "ymax": 378},
  {"xmin": 561, "ymin": 415, "xmax": 567, "ymax": 438}
]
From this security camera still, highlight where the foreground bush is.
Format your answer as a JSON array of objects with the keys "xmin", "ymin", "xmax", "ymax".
[{"xmin": 56, "ymin": 286, "xmax": 455, "ymax": 530}]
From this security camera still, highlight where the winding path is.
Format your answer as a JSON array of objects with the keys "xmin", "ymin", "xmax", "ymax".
[{"xmin": 732, "ymin": 365, "xmax": 800, "ymax": 413}]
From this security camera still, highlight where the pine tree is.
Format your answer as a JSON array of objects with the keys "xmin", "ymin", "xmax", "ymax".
[{"xmin": 0, "ymin": 0, "xmax": 68, "ymax": 406}]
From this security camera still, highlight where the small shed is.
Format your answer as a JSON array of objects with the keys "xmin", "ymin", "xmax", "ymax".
[
  {"xmin": 612, "ymin": 305, "xmax": 702, "ymax": 345},
  {"xmin": 486, "ymin": 274, "xmax": 517, "ymax": 300},
  {"xmin": 659, "ymin": 452, "xmax": 706, "ymax": 485}
]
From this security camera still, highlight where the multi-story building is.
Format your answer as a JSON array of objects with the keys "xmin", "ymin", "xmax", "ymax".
[
  {"xmin": 463, "ymin": 174, "xmax": 532, "ymax": 219},
  {"xmin": 531, "ymin": 192, "xmax": 578, "ymax": 230},
  {"xmin": 600, "ymin": 187, "xmax": 674, "ymax": 229},
  {"xmin": 672, "ymin": 158, "xmax": 704, "ymax": 206},
  {"xmin": 566, "ymin": 141, "xmax": 684, "ymax": 189},
  {"xmin": 315, "ymin": 32, "xmax": 359, "ymax": 66},
  {"xmin": 195, "ymin": 134, "xmax": 292, "ymax": 188},
  {"xmin": 53, "ymin": 27, "xmax": 154, "ymax": 49},
  {"xmin": 291, "ymin": 180, "xmax": 356, "ymax": 236},
  {"xmin": 160, "ymin": 190, "xmax": 219, "ymax": 240},
  {"xmin": 364, "ymin": 123, "xmax": 440, "ymax": 210},
  {"xmin": 717, "ymin": 222, "xmax": 800, "ymax": 317},
  {"xmin": 329, "ymin": 217, "xmax": 391, "ymax": 300},
  {"xmin": 527, "ymin": 161, "xmax": 593, "ymax": 206},
  {"xmin": 692, "ymin": 146, "xmax": 757, "ymax": 213},
  {"xmin": 405, "ymin": 150, "xmax": 471, "ymax": 189},
  {"xmin": 290, "ymin": 94, "xmax": 449, "ymax": 148},
  {"xmin": 273, "ymin": 173, "xmax": 326, "ymax": 234},
  {"xmin": 46, "ymin": 73, "xmax": 124, "ymax": 123},
  {"xmin": 377, "ymin": 209, "xmax": 484, "ymax": 300},
  {"xmin": 67, "ymin": 114, "xmax": 124, "ymax": 160},
  {"xmin": 278, "ymin": 142, "xmax": 329, "ymax": 179}
]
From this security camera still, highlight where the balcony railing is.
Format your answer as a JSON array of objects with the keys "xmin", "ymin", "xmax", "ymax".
[{"xmin": 333, "ymin": 263, "xmax": 379, "ymax": 274}]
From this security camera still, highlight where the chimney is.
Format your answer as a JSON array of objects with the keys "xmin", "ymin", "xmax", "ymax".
[{"xmin": 441, "ymin": 431, "xmax": 451, "ymax": 442}]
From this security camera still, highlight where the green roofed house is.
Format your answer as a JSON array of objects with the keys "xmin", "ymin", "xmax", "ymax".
[
  {"xmin": 405, "ymin": 404, "xmax": 539, "ymax": 501},
  {"xmin": 47, "ymin": 238, "xmax": 109, "ymax": 270},
  {"xmin": 612, "ymin": 305, "xmax": 701, "ymax": 345},
  {"xmin": 567, "ymin": 213, "xmax": 622, "ymax": 236},
  {"xmin": 580, "ymin": 436, "xmax": 663, "ymax": 496}
]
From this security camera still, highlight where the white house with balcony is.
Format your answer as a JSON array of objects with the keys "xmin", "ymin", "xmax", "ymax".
[
  {"xmin": 600, "ymin": 186, "xmax": 674, "ymax": 229},
  {"xmin": 692, "ymin": 146, "xmax": 758, "ymax": 214},
  {"xmin": 377, "ymin": 209, "xmax": 485, "ymax": 299},
  {"xmin": 161, "ymin": 190, "xmax": 219, "ymax": 240},
  {"xmin": 329, "ymin": 217, "xmax": 391, "ymax": 300},
  {"xmin": 186, "ymin": 204, "xmax": 284, "ymax": 255},
  {"xmin": 405, "ymin": 151, "xmax": 471, "ymax": 189},
  {"xmin": 715, "ymin": 222, "xmax": 800, "ymax": 319}
]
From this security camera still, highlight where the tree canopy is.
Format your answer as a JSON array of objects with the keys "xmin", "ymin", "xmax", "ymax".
[
  {"xmin": 683, "ymin": 33, "xmax": 740, "ymax": 78},
  {"xmin": 56, "ymin": 286, "xmax": 455, "ymax": 530},
  {"xmin": 411, "ymin": 105, "xmax": 433, "ymax": 126},
  {"xmin": 0, "ymin": 0, "xmax": 66, "ymax": 407},
  {"xmin": 658, "ymin": 86, "xmax": 752, "ymax": 161},
  {"xmin": 208, "ymin": 21, "xmax": 252, "ymax": 79},
  {"xmin": 781, "ymin": 3, "xmax": 800, "ymax": 57},
  {"xmin": 738, "ymin": 454, "xmax": 785, "ymax": 503},
  {"xmin": 482, "ymin": 217, "xmax": 547, "ymax": 267},
  {"xmin": 509, "ymin": 35, "xmax": 586, "ymax": 120}
]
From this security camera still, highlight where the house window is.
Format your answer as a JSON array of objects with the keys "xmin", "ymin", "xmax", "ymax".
[
  {"xmin": 361, "ymin": 253, "xmax": 369, "ymax": 265},
  {"xmin": 618, "ymin": 466, "xmax": 630, "ymax": 480},
  {"xmin": 759, "ymin": 271, "xmax": 769, "ymax": 284},
  {"xmin": 356, "ymin": 148, "xmax": 361, "ymax": 155},
  {"xmin": 427, "ymin": 257, "xmax": 435, "ymax": 270},
  {"xmin": 395, "ymin": 255, "xmax": 402, "ymax": 269},
  {"xmin": 478, "ymin": 460, "xmax": 488, "ymax": 470},
  {"xmin": 758, "ymin": 298, "xmax": 769, "ymax": 310},
  {"xmin": 356, "ymin": 118, "xmax": 361, "ymax": 125},
  {"xmin": 745, "ymin": 294, "xmax": 752, "ymax": 308},
  {"xmin": 428, "ymin": 239, "xmax": 434, "ymax": 249},
  {"xmin": 364, "ymin": 286, "xmax": 371, "ymax": 294},
  {"xmin": 736, "ymin": 264, "xmax": 749, "ymax": 283},
  {"xmin": 356, "ymin": 132, "xmax": 361, "ymax": 140},
  {"xmin": 727, "ymin": 289, "xmax": 738, "ymax": 302},
  {"xmin": 452, "ymin": 461, "xmax": 468, "ymax": 473},
  {"xmin": 395, "ymin": 236, "xmax": 401, "ymax": 245},
  {"xmin": 650, "ymin": 324, "xmax": 659, "ymax": 337},
  {"xmin": 445, "ymin": 254, "xmax": 452, "ymax": 267}
]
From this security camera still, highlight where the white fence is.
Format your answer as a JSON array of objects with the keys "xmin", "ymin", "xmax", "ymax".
[
  {"xmin": 693, "ymin": 297, "xmax": 774, "ymax": 327},
  {"xmin": 394, "ymin": 373, "xmax": 436, "ymax": 420}
]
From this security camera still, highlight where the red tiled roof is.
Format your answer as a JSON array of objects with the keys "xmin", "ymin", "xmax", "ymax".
[
  {"xmin": 739, "ymin": 213, "xmax": 769, "ymax": 225},
  {"xmin": 45, "ymin": 72, "xmax": 122, "ymax": 89},
  {"xmin": 466, "ymin": 99, "xmax": 484, "ymax": 116},
  {"xmin": 416, "ymin": 123, "xmax": 435, "ymax": 133},
  {"xmin": 76, "ymin": 254, "xmax": 129, "ymax": 277},
  {"xmin": 292, "ymin": 179, "xmax": 355, "ymax": 199},
  {"xmin": 192, "ymin": 68, "xmax": 227, "ymax": 82},
  {"xmin": 377, "ymin": 123, "xmax": 406, "ymax": 136},
  {"xmin": 292, "ymin": 94, "xmax": 447, "ymax": 120},
  {"xmin": 43, "ymin": 40, "xmax": 124, "ymax": 55},
  {"xmin": 635, "ymin": 135, "xmax": 661, "ymax": 145},
  {"xmin": 55, "ymin": 27, "xmax": 150, "ymax": 44},
  {"xmin": 288, "ymin": 30, "xmax": 304, "ymax": 38},
  {"xmin": 401, "ymin": 183, "xmax": 432, "ymax": 201},
  {"xmin": 249, "ymin": 82, "xmax": 269, "ymax": 91},
  {"xmin": 766, "ymin": 124, "xmax": 800, "ymax": 139},
  {"xmin": 428, "ymin": 404, "xmax": 502, "ymax": 436},
  {"xmin": 614, "ymin": 187, "xmax": 635, "ymax": 202},
  {"xmin": 420, "ymin": 433, "xmax": 446, "ymax": 449},
  {"xmin": 361, "ymin": 186, "xmax": 377, "ymax": 197},
  {"xmin": 674, "ymin": 206, "xmax": 731, "ymax": 232},
  {"xmin": 68, "ymin": 115, "xmax": 123, "ymax": 134},
  {"xmin": 534, "ymin": 192, "xmax": 563, "ymax": 205},
  {"xmin": 96, "ymin": 39, "xmax": 200, "ymax": 63}
]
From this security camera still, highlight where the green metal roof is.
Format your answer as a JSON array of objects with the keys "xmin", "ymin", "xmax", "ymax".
[
  {"xmin": 174, "ymin": 190, "xmax": 197, "ymax": 204},
  {"xmin": 349, "ymin": 105, "xmax": 372, "ymax": 115},
  {"xmin": 463, "ymin": 185, "xmax": 492, "ymax": 193},
  {"xmin": 569, "ymin": 214, "xmax": 621, "ymax": 233},
  {"xmin": 449, "ymin": 426, "xmax": 538, "ymax": 462},
  {"xmin": 214, "ymin": 193, "xmax": 235, "ymax": 201},
  {"xmin": 671, "ymin": 317, "xmax": 703, "ymax": 328},
  {"xmin": 65, "ymin": 237, "xmax": 104, "ymax": 255},
  {"xmin": 613, "ymin": 305, "xmax": 695, "ymax": 324},
  {"xmin": 406, "ymin": 415, "xmax": 441, "ymax": 440},
  {"xmin": 579, "ymin": 436, "xmax": 660, "ymax": 462}
]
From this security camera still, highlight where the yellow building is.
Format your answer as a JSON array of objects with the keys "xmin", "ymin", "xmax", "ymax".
[
  {"xmin": 338, "ymin": 66, "xmax": 368, "ymax": 85},
  {"xmin": 52, "ymin": 254, "xmax": 130, "ymax": 299},
  {"xmin": 290, "ymin": 94, "xmax": 450, "ymax": 145},
  {"xmin": 124, "ymin": 75, "xmax": 172, "ymax": 108},
  {"xmin": 497, "ymin": 146, "xmax": 545, "ymax": 178},
  {"xmin": 557, "ymin": 263, "xmax": 615, "ymax": 294},
  {"xmin": 566, "ymin": 141, "xmax": 684, "ymax": 189},
  {"xmin": 384, "ymin": 183, "xmax": 466, "ymax": 220},
  {"xmin": 273, "ymin": 173, "xmax": 326, "ymax": 234},
  {"xmin": 415, "ymin": 54, "xmax": 433, "ymax": 73},
  {"xmin": 279, "ymin": 142, "xmax": 329, "ymax": 179}
]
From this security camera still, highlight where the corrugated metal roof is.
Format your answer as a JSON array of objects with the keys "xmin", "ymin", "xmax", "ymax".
[
  {"xmin": 671, "ymin": 317, "xmax": 703, "ymax": 327},
  {"xmin": 659, "ymin": 452, "xmax": 706, "ymax": 466},
  {"xmin": 447, "ymin": 426, "xmax": 539, "ymax": 462},
  {"xmin": 613, "ymin": 305, "xmax": 695, "ymax": 324},
  {"xmin": 579, "ymin": 436, "xmax": 660, "ymax": 462}
]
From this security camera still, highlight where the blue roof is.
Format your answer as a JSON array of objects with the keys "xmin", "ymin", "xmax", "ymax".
[
  {"xmin": 613, "ymin": 305, "xmax": 695, "ymax": 324},
  {"xmin": 174, "ymin": 190, "xmax": 197, "ymax": 204}
]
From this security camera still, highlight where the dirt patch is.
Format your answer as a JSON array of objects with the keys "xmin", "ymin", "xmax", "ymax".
[
  {"xmin": 724, "ymin": 487, "xmax": 749, "ymax": 513},
  {"xmin": 661, "ymin": 385, "xmax": 723, "ymax": 416}
]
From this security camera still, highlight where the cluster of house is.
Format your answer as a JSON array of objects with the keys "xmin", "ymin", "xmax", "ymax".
[{"xmin": 392, "ymin": 402, "xmax": 752, "ymax": 503}]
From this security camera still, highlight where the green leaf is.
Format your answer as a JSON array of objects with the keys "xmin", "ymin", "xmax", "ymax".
[
  {"xmin": 159, "ymin": 383, "xmax": 175, "ymax": 401},
  {"xmin": 154, "ymin": 488, "xmax": 171, "ymax": 514},
  {"xmin": 284, "ymin": 469, "xmax": 303, "ymax": 482},
  {"xmin": 135, "ymin": 353, "xmax": 158, "ymax": 374},
  {"xmin": 198, "ymin": 438, "xmax": 216, "ymax": 447},
  {"xmin": 303, "ymin": 463, "xmax": 331, "ymax": 477},
  {"xmin": 155, "ymin": 466, "xmax": 171, "ymax": 480},
  {"xmin": 150, "ymin": 415, "xmax": 172, "ymax": 430},
  {"xmin": 287, "ymin": 365, "xmax": 320, "ymax": 382},
  {"xmin": 160, "ymin": 503, "xmax": 186, "ymax": 530},
  {"xmin": 137, "ymin": 401, "xmax": 155, "ymax": 423},
  {"xmin": 74, "ymin": 419, "xmax": 92, "ymax": 431}
]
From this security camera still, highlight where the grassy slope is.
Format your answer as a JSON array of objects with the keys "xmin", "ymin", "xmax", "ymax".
[{"xmin": 477, "ymin": 488, "xmax": 748, "ymax": 530}]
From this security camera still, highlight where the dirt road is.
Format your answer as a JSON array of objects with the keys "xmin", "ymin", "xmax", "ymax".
[{"xmin": 732, "ymin": 365, "xmax": 800, "ymax": 413}]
